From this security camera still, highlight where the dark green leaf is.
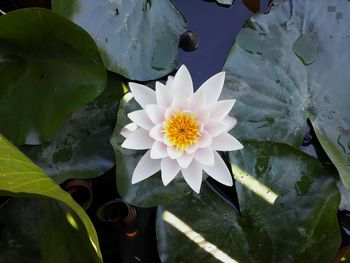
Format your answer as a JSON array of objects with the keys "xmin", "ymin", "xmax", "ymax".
[
  {"xmin": 52, "ymin": 0, "xmax": 187, "ymax": 81},
  {"xmin": 157, "ymin": 142, "xmax": 340, "ymax": 263},
  {"xmin": 222, "ymin": 0, "xmax": 350, "ymax": 187},
  {"xmin": 0, "ymin": 198, "xmax": 98, "ymax": 263},
  {"xmin": 21, "ymin": 72, "xmax": 124, "ymax": 184},
  {"xmin": 0, "ymin": 8, "xmax": 106, "ymax": 145},
  {"xmin": 110, "ymin": 94, "xmax": 192, "ymax": 207},
  {"xmin": 0, "ymin": 135, "xmax": 102, "ymax": 262}
]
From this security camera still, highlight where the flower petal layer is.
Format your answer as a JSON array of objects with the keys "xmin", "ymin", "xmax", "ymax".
[
  {"xmin": 161, "ymin": 158, "xmax": 180, "ymax": 186},
  {"xmin": 145, "ymin": 104, "xmax": 165, "ymax": 124},
  {"xmin": 194, "ymin": 147, "xmax": 214, "ymax": 166},
  {"xmin": 156, "ymin": 82, "xmax": 172, "ymax": 107},
  {"xmin": 210, "ymin": 99, "xmax": 236, "ymax": 120},
  {"xmin": 129, "ymin": 82, "xmax": 156, "ymax": 108},
  {"xmin": 211, "ymin": 132, "xmax": 244, "ymax": 151},
  {"xmin": 121, "ymin": 129, "xmax": 153, "ymax": 150},
  {"xmin": 171, "ymin": 65, "xmax": 193, "ymax": 97},
  {"xmin": 177, "ymin": 153, "xmax": 194, "ymax": 169},
  {"xmin": 132, "ymin": 150, "xmax": 161, "ymax": 184},
  {"xmin": 202, "ymin": 152, "xmax": 233, "ymax": 186},
  {"xmin": 195, "ymin": 71, "xmax": 225, "ymax": 104},
  {"xmin": 182, "ymin": 161, "xmax": 202, "ymax": 193},
  {"xmin": 149, "ymin": 124, "xmax": 163, "ymax": 142},
  {"xmin": 127, "ymin": 110, "xmax": 153, "ymax": 130},
  {"xmin": 150, "ymin": 141, "xmax": 168, "ymax": 159}
]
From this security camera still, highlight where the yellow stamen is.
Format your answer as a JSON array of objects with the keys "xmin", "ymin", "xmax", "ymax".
[{"xmin": 162, "ymin": 111, "xmax": 201, "ymax": 152}]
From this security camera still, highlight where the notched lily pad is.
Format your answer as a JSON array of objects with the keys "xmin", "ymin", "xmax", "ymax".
[
  {"xmin": 156, "ymin": 141, "xmax": 340, "ymax": 263},
  {"xmin": 52, "ymin": 0, "xmax": 187, "ymax": 81},
  {"xmin": 0, "ymin": 8, "xmax": 106, "ymax": 145},
  {"xmin": 222, "ymin": 0, "xmax": 350, "ymax": 188}
]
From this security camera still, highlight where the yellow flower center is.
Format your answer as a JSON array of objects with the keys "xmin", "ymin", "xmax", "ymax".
[{"xmin": 162, "ymin": 111, "xmax": 201, "ymax": 152}]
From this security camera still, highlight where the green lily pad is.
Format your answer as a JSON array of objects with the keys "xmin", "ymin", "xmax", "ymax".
[
  {"xmin": 0, "ymin": 135, "xmax": 102, "ymax": 262},
  {"xmin": 0, "ymin": 198, "xmax": 99, "ymax": 263},
  {"xmin": 110, "ymin": 94, "xmax": 192, "ymax": 207},
  {"xmin": 222, "ymin": 0, "xmax": 350, "ymax": 188},
  {"xmin": 21, "ymin": 72, "xmax": 124, "ymax": 184},
  {"xmin": 52, "ymin": 0, "xmax": 187, "ymax": 81},
  {"xmin": 156, "ymin": 142, "xmax": 340, "ymax": 263},
  {"xmin": 0, "ymin": 8, "xmax": 106, "ymax": 145}
]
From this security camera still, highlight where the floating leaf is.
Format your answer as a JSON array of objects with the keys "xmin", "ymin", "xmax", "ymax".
[
  {"xmin": 52, "ymin": 0, "xmax": 187, "ymax": 81},
  {"xmin": 110, "ymin": 94, "xmax": 192, "ymax": 207},
  {"xmin": 222, "ymin": 0, "xmax": 350, "ymax": 187},
  {"xmin": 21, "ymin": 72, "xmax": 124, "ymax": 184},
  {"xmin": 157, "ymin": 142, "xmax": 340, "ymax": 262},
  {"xmin": 0, "ymin": 135, "xmax": 102, "ymax": 262},
  {"xmin": 0, "ymin": 8, "xmax": 106, "ymax": 145},
  {"xmin": 0, "ymin": 198, "xmax": 98, "ymax": 263}
]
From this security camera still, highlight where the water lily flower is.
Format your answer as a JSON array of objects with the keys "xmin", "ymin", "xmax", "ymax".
[{"xmin": 121, "ymin": 65, "xmax": 243, "ymax": 193}]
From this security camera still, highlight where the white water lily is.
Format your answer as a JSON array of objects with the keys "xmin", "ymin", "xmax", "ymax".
[{"xmin": 121, "ymin": 65, "xmax": 243, "ymax": 193}]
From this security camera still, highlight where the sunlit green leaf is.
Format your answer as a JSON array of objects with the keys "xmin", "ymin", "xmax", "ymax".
[
  {"xmin": 21, "ymin": 72, "xmax": 124, "ymax": 184},
  {"xmin": 0, "ymin": 8, "xmax": 106, "ymax": 145},
  {"xmin": 52, "ymin": 0, "xmax": 187, "ymax": 81},
  {"xmin": 157, "ymin": 142, "xmax": 340, "ymax": 263},
  {"xmin": 110, "ymin": 94, "xmax": 192, "ymax": 207},
  {"xmin": 0, "ymin": 135, "xmax": 102, "ymax": 262},
  {"xmin": 222, "ymin": 0, "xmax": 350, "ymax": 187}
]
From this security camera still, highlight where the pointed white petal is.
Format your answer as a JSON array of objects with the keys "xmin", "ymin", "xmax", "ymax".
[
  {"xmin": 194, "ymin": 147, "xmax": 214, "ymax": 166},
  {"xmin": 211, "ymin": 132, "xmax": 244, "ymax": 151},
  {"xmin": 195, "ymin": 72, "xmax": 225, "ymax": 104},
  {"xmin": 188, "ymin": 91, "xmax": 206, "ymax": 111},
  {"xmin": 156, "ymin": 82, "xmax": 172, "ymax": 107},
  {"xmin": 164, "ymin": 107, "xmax": 176, "ymax": 119},
  {"xmin": 167, "ymin": 146, "xmax": 182, "ymax": 159},
  {"xmin": 161, "ymin": 158, "xmax": 180, "ymax": 186},
  {"xmin": 127, "ymin": 110, "xmax": 153, "ymax": 130},
  {"xmin": 129, "ymin": 82, "xmax": 156, "ymax": 108},
  {"xmin": 204, "ymin": 120, "xmax": 227, "ymax": 138},
  {"xmin": 150, "ymin": 141, "xmax": 168, "ymax": 159},
  {"xmin": 182, "ymin": 161, "xmax": 203, "ymax": 193},
  {"xmin": 171, "ymin": 94, "xmax": 189, "ymax": 110},
  {"xmin": 172, "ymin": 65, "xmax": 193, "ymax": 97},
  {"xmin": 121, "ymin": 129, "xmax": 154, "ymax": 150},
  {"xmin": 202, "ymin": 152, "xmax": 232, "ymax": 186},
  {"xmin": 195, "ymin": 108, "xmax": 211, "ymax": 124},
  {"xmin": 166, "ymin": 76, "xmax": 174, "ymax": 88},
  {"xmin": 120, "ymin": 123, "xmax": 138, "ymax": 138},
  {"xmin": 187, "ymin": 143, "xmax": 199, "ymax": 154},
  {"xmin": 145, "ymin": 104, "xmax": 165, "ymax": 124},
  {"xmin": 210, "ymin": 100, "xmax": 236, "ymax": 120},
  {"xmin": 177, "ymin": 153, "xmax": 194, "ymax": 168},
  {"xmin": 199, "ymin": 131, "xmax": 212, "ymax": 148},
  {"xmin": 132, "ymin": 150, "xmax": 160, "ymax": 184},
  {"xmin": 223, "ymin": 116, "xmax": 237, "ymax": 132},
  {"xmin": 149, "ymin": 124, "xmax": 164, "ymax": 142},
  {"xmin": 163, "ymin": 134, "xmax": 173, "ymax": 146}
]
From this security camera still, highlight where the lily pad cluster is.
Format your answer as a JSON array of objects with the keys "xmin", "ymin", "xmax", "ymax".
[{"xmin": 0, "ymin": 0, "xmax": 348, "ymax": 262}]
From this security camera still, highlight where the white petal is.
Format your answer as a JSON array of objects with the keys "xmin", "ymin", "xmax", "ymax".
[
  {"xmin": 199, "ymin": 131, "xmax": 212, "ymax": 148},
  {"xmin": 211, "ymin": 132, "xmax": 244, "ymax": 151},
  {"xmin": 129, "ymin": 82, "xmax": 156, "ymax": 108},
  {"xmin": 223, "ymin": 116, "xmax": 238, "ymax": 132},
  {"xmin": 171, "ymin": 65, "xmax": 193, "ymax": 97},
  {"xmin": 163, "ymin": 134, "xmax": 173, "ymax": 146},
  {"xmin": 177, "ymin": 153, "xmax": 194, "ymax": 168},
  {"xmin": 171, "ymin": 94, "xmax": 189, "ymax": 110},
  {"xmin": 188, "ymin": 91, "xmax": 206, "ymax": 111},
  {"xmin": 156, "ymin": 82, "xmax": 172, "ymax": 107},
  {"xmin": 150, "ymin": 141, "xmax": 168, "ymax": 159},
  {"xmin": 121, "ymin": 129, "xmax": 154, "ymax": 150},
  {"xmin": 132, "ymin": 150, "xmax": 160, "ymax": 184},
  {"xmin": 187, "ymin": 143, "xmax": 199, "ymax": 154},
  {"xmin": 204, "ymin": 120, "xmax": 227, "ymax": 138},
  {"xmin": 182, "ymin": 161, "xmax": 203, "ymax": 193},
  {"xmin": 202, "ymin": 152, "xmax": 232, "ymax": 186},
  {"xmin": 195, "ymin": 108, "xmax": 211, "ymax": 124},
  {"xmin": 120, "ymin": 123, "xmax": 138, "ymax": 138},
  {"xmin": 164, "ymin": 107, "xmax": 177, "ymax": 119},
  {"xmin": 167, "ymin": 146, "xmax": 182, "ymax": 159},
  {"xmin": 149, "ymin": 124, "xmax": 164, "ymax": 142},
  {"xmin": 194, "ymin": 147, "xmax": 214, "ymax": 166},
  {"xmin": 195, "ymin": 72, "xmax": 225, "ymax": 104},
  {"xmin": 145, "ymin": 104, "xmax": 165, "ymax": 124},
  {"xmin": 127, "ymin": 110, "xmax": 153, "ymax": 130},
  {"xmin": 166, "ymin": 76, "xmax": 174, "ymax": 88},
  {"xmin": 210, "ymin": 100, "xmax": 236, "ymax": 120},
  {"xmin": 161, "ymin": 158, "xmax": 180, "ymax": 186}
]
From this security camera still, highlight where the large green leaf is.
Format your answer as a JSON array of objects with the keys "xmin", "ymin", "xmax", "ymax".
[
  {"xmin": 52, "ymin": 0, "xmax": 187, "ymax": 81},
  {"xmin": 0, "ymin": 8, "xmax": 106, "ymax": 145},
  {"xmin": 110, "ymin": 94, "xmax": 192, "ymax": 207},
  {"xmin": 21, "ymin": 72, "xmax": 124, "ymax": 184},
  {"xmin": 0, "ymin": 135, "xmax": 102, "ymax": 262},
  {"xmin": 156, "ymin": 142, "xmax": 340, "ymax": 263},
  {"xmin": 0, "ymin": 198, "xmax": 98, "ymax": 263},
  {"xmin": 222, "ymin": 0, "xmax": 350, "ymax": 187}
]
